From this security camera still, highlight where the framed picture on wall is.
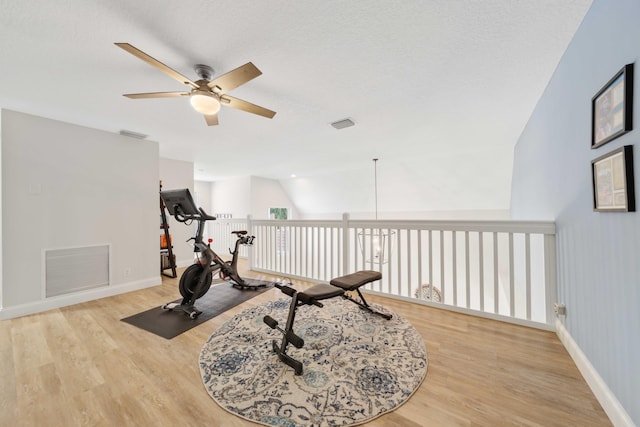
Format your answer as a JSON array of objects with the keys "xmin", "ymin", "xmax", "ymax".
[
  {"xmin": 591, "ymin": 63, "xmax": 634, "ymax": 149},
  {"xmin": 591, "ymin": 145, "xmax": 635, "ymax": 212}
]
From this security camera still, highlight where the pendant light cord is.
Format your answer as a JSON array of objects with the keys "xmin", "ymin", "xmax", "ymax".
[{"xmin": 373, "ymin": 158, "xmax": 379, "ymax": 220}]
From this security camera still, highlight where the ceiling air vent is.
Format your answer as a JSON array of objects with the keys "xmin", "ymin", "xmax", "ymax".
[
  {"xmin": 119, "ymin": 130, "xmax": 148, "ymax": 139},
  {"xmin": 330, "ymin": 118, "xmax": 355, "ymax": 130}
]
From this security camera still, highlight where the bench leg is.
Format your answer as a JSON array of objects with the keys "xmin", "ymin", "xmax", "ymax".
[
  {"xmin": 342, "ymin": 289, "xmax": 392, "ymax": 320},
  {"xmin": 273, "ymin": 340, "xmax": 303, "ymax": 375},
  {"xmin": 264, "ymin": 293, "xmax": 306, "ymax": 375}
]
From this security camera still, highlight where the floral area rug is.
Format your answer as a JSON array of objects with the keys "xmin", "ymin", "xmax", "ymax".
[{"xmin": 199, "ymin": 296, "xmax": 428, "ymax": 426}]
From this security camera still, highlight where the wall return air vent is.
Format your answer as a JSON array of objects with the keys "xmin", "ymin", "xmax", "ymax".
[{"xmin": 45, "ymin": 245, "xmax": 110, "ymax": 297}]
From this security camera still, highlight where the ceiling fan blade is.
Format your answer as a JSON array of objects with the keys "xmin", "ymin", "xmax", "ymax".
[
  {"xmin": 204, "ymin": 114, "xmax": 219, "ymax": 126},
  {"xmin": 208, "ymin": 62, "xmax": 262, "ymax": 93},
  {"xmin": 115, "ymin": 43, "xmax": 198, "ymax": 89},
  {"xmin": 221, "ymin": 95, "xmax": 276, "ymax": 119},
  {"xmin": 123, "ymin": 91, "xmax": 190, "ymax": 99}
]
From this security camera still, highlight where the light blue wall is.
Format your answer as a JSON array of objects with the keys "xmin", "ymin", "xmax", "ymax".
[{"xmin": 511, "ymin": 1, "xmax": 639, "ymax": 424}]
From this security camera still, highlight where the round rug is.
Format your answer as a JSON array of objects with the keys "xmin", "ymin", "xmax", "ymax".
[{"xmin": 199, "ymin": 296, "xmax": 428, "ymax": 427}]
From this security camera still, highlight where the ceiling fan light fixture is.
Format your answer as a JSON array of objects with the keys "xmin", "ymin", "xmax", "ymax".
[{"xmin": 190, "ymin": 91, "xmax": 220, "ymax": 115}]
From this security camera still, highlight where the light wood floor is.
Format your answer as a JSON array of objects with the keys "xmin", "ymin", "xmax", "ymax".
[{"xmin": 1, "ymin": 264, "xmax": 611, "ymax": 426}]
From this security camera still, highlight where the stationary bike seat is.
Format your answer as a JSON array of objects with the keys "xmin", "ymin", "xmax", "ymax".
[{"xmin": 231, "ymin": 230, "xmax": 248, "ymax": 235}]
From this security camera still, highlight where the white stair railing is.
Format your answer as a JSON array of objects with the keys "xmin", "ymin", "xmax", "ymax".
[{"xmin": 210, "ymin": 214, "xmax": 557, "ymax": 329}]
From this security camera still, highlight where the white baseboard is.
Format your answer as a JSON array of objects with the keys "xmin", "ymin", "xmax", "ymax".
[
  {"xmin": 555, "ymin": 319, "xmax": 634, "ymax": 427},
  {"xmin": 177, "ymin": 259, "xmax": 194, "ymax": 268},
  {"xmin": 0, "ymin": 276, "xmax": 161, "ymax": 320}
]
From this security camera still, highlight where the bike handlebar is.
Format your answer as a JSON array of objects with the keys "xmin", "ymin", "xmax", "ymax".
[
  {"xmin": 198, "ymin": 207, "xmax": 217, "ymax": 221},
  {"xmin": 174, "ymin": 206, "xmax": 216, "ymax": 223}
]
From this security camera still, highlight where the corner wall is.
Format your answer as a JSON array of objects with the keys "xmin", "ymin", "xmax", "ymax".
[
  {"xmin": 1, "ymin": 109, "xmax": 160, "ymax": 318},
  {"xmin": 0, "ymin": 111, "xmax": 3, "ymax": 310},
  {"xmin": 210, "ymin": 176, "xmax": 298, "ymax": 220},
  {"xmin": 159, "ymin": 158, "xmax": 195, "ymax": 267},
  {"xmin": 250, "ymin": 176, "xmax": 299, "ymax": 219},
  {"xmin": 510, "ymin": 1, "xmax": 638, "ymax": 424},
  {"xmin": 211, "ymin": 176, "xmax": 251, "ymax": 218}
]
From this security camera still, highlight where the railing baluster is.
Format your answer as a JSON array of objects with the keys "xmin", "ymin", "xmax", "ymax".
[
  {"xmin": 465, "ymin": 231, "xmax": 470, "ymax": 309},
  {"xmin": 417, "ymin": 230, "xmax": 422, "ymax": 300},
  {"xmin": 440, "ymin": 230, "xmax": 445, "ymax": 303},
  {"xmin": 329, "ymin": 227, "xmax": 332, "ymax": 279},
  {"xmin": 286, "ymin": 225, "xmax": 290, "ymax": 274},
  {"xmin": 428, "ymin": 230, "xmax": 432, "ymax": 300},
  {"xmin": 525, "ymin": 233, "xmax": 531, "ymax": 320},
  {"xmin": 509, "ymin": 232, "xmax": 515, "ymax": 317},
  {"xmin": 493, "ymin": 231, "xmax": 499, "ymax": 314},
  {"xmin": 312, "ymin": 227, "xmax": 316, "ymax": 279},
  {"xmin": 390, "ymin": 228, "xmax": 395, "ymax": 294},
  {"xmin": 452, "ymin": 231, "xmax": 457, "ymax": 306},
  {"xmin": 298, "ymin": 226, "xmax": 302, "ymax": 277},
  {"xmin": 287, "ymin": 227, "xmax": 293, "ymax": 274},
  {"xmin": 479, "ymin": 232, "xmax": 484, "ymax": 311},
  {"xmin": 395, "ymin": 228, "xmax": 400, "ymax": 295},
  {"xmin": 271, "ymin": 225, "xmax": 275, "ymax": 272},
  {"xmin": 406, "ymin": 230, "xmax": 411, "ymax": 298}
]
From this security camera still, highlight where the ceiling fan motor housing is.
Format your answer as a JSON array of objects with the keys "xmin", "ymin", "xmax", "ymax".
[{"xmin": 194, "ymin": 64, "xmax": 214, "ymax": 81}]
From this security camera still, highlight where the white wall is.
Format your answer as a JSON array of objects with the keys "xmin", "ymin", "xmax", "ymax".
[
  {"xmin": 280, "ymin": 150, "xmax": 513, "ymax": 218},
  {"xmin": 0, "ymin": 111, "xmax": 3, "ymax": 309},
  {"xmin": 1, "ymin": 109, "xmax": 159, "ymax": 318},
  {"xmin": 211, "ymin": 176, "xmax": 251, "ymax": 218},
  {"xmin": 250, "ymin": 176, "xmax": 299, "ymax": 219},
  {"xmin": 511, "ymin": 1, "xmax": 638, "ymax": 424},
  {"xmin": 209, "ymin": 176, "xmax": 299, "ymax": 220},
  {"xmin": 194, "ymin": 180, "xmax": 212, "ymax": 214},
  {"xmin": 159, "ymin": 158, "xmax": 195, "ymax": 267}
]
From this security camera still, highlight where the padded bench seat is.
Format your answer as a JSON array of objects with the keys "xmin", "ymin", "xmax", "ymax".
[
  {"xmin": 330, "ymin": 270, "xmax": 382, "ymax": 291},
  {"xmin": 297, "ymin": 283, "xmax": 345, "ymax": 304}
]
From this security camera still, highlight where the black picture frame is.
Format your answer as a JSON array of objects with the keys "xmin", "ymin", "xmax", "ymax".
[
  {"xmin": 591, "ymin": 63, "xmax": 634, "ymax": 149},
  {"xmin": 591, "ymin": 145, "xmax": 635, "ymax": 212}
]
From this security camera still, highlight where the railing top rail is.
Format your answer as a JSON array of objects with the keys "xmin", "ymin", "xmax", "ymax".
[
  {"xmin": 211, "ymin": 218, "xmax": 248, "ymax": 224},
  {"xmin": 247, "ymin": 218, "xmax": 556, "ymax": 235},
  {"xmin": 251, "ymin": 219, "xmax": 342, "ymax": 228},
  {"xmin": 349, "ymin": 219, "xmax": 556, "ymax": 234}
]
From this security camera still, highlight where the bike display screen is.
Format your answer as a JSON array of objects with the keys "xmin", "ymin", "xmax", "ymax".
[{"xmin": 161, "ymin": 188, "xmax": 200, "ymax": 216}]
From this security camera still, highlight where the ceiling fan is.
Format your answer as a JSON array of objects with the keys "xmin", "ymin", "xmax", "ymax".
[{"xmin": 115, "ymin": 43, "xmax": 276, "ymax": 126}]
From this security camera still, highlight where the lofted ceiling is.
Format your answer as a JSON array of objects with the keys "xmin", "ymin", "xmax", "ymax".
[{"xmin": 0, "ymin": 0, "xmax": 592, "ymax": 216}]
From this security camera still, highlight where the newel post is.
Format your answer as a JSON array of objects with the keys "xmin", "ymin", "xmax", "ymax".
[{"xmin": 544, "ymin": 233, "xmax": 558, "ymax": 326}]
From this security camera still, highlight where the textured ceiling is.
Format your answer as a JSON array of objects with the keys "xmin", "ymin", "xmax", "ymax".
[{"xmin": 0, "ymin": 0, "xmax": 592, "ymax": 216}]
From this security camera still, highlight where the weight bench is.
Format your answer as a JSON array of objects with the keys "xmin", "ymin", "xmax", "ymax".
[{"xmin": 263, "ymin": 270, "xmax": 391, "ymax": 375}]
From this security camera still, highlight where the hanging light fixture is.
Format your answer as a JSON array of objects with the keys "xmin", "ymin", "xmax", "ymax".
[{"xmin": 358, "ymin": 158, "xmax": 395, "ymax": 265}]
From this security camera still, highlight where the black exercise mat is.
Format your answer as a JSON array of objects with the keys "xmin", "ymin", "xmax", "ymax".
[{"xmin": 121, "ymin": 278, "xmax": 276, "ymax": 339}]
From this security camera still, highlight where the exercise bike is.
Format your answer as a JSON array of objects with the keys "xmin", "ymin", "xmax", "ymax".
[{"xmin": 159, "ymin": 188, "xmax": 263, "ymax": 319}]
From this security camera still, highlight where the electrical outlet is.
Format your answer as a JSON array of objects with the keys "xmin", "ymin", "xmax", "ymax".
[
  {"xmin": 554, "ymin": 303, "xmax": 566, "ymax": 316},
  {"xmin": 124, "ymin": 268, "xmax": 131, "ymax": 277}
]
